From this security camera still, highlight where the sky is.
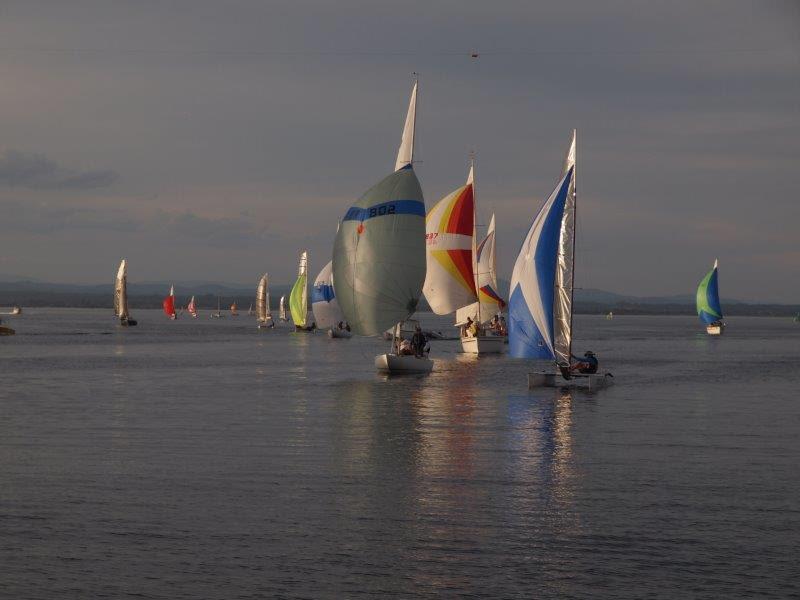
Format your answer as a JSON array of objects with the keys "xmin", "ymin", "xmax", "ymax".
[{"xmin": 0, "ymin": 0, "xmax": 797, "ymax": 302}]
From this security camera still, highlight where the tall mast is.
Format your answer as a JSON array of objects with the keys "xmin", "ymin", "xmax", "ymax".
[
  {"xmin": 468, "ymin": 155, "xmax": 480, "ymax": 326},
  {"xmin": 567, "ymin": 129, "xmax": 577, "ymax": 363}
]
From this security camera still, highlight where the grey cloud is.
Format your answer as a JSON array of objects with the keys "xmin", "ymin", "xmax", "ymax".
[{"xmin": 0, "ymin": 150, "xmax": 119, "ymax": 190}]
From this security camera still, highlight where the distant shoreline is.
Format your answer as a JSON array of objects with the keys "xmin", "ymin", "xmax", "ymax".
[{"xmin": 1, "ymin": 292, "xmax": 796, "ymax": 317}]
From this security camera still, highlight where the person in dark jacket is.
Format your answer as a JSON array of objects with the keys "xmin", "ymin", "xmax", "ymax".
[
  {"xmin": 570, "ymin": 351, "xmax": 598, "ymax": 374},
  {"xmin": 411, "ymin": 327, "xmax": 428, "ymax": 357}
]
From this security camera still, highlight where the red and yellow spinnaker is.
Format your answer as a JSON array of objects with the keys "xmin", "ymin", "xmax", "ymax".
[{"xmin": 422, "ymin": 169, "xmax": 478, "ymax": 314}]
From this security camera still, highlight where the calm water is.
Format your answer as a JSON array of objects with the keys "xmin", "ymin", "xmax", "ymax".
[{"xmin": 1, "ymin": 309, "xmax": 799, "ymax": 599}]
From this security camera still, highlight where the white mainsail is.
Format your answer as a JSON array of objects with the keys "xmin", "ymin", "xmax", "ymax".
[
  {"xmin": 394, "ymin": 80, "xmax": 417, "ymax": 171},
  {"xmin": 311, "ymin": 261, "xmax": 343, "ymax": 329},
  {"xmin": 279, "ymin": 295, "xmax": 287, "ymax": 321},
  {"xmin": 333, "ymin": 80, "xmax": 427, "ymax": 336},
  {"xmin": 114, "ymin": 259, "xmax": 129, "ymax": 320},
  {"xmin": 456, "ymin": 213, "xmax": 507, "ymax": 324},
  {"xmin": 256, "ymin": 273, "xmax": 272, "ymax": 323}
]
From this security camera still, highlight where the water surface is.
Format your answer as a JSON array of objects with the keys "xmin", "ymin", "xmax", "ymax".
[{"xmin": 1, "ymin": 310, "xmax": 798, "ymax": 598}]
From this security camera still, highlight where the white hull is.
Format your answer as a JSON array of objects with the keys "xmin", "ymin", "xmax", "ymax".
[
  {"xmin": 706, "ymin": 324, "xmax": 724, "ymax": 335},
  {"xmin": 375, "ymin": 353, "xmax": 433, "ymax": 374},
  {"xmin": 528, "ymin": 371, "xmax": 614, "ymax": 391},
  {"xmin": 328, "ymin": 328, "xmax": 352, "ymax": 339},
  {"xmin": 460, "ymin": 335, "xmax": 504, "ymax": 354}
]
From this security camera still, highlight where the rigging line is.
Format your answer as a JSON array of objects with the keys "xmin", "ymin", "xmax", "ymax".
[{"xmin": 0, "ymin": 47, "xmax": 795, "ymax": 57}]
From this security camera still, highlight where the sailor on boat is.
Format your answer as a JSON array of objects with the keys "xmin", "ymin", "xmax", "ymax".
[
  {"xmin": 411, "ymin": 326, "xmax": 428, "ymax": 357},
  {"xmin": 559, "ymin": 350, "xmax": 600, "ymax": 379}
]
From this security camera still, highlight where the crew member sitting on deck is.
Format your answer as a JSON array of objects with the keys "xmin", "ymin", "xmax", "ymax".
[
  {"xmin": 398, "ymin": 338, "xmax": 413, "ymax": 355},
  {"xmin": 570, "ymin": 351, "xmax": 599, "ymax": 374}
]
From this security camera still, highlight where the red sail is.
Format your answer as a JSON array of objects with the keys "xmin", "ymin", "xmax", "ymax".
[{"xmin": 162, "ymin": 295, "xmax": 175, "ymax": 317}]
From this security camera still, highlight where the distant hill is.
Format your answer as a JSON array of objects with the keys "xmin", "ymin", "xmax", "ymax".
[{"xmin": 0, "ymin": 278, "xmax": 796, "ymax": 316}]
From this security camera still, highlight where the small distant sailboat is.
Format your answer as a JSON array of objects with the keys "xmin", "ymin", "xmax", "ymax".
[
  {"xmin": 162, "ymin": 284, "xmax": 177, "ymax": 320},
  {"xmin": 0, "ymin": 318, "xmax": 14, "ymax": 336},
  {"xmin": 333, "ymin": 79, "xmax": 431, "ymax": 373},
  {"xmin": 606, "ymin": 311, "xmax": 614, "ymax": 320},
  {"xmin": 247, "ymin": 303, "xmax": 254, "ymax": 316},
  {"xmin": 794, "ymin": 312, "xmax": 800, "ymax": 323},
  {"xmin": 187, "ymin": 296, "xmax": 198, "ymax": 318},
  {"xmin": 230, "ymin": 301, "xmax": 239, "ymax": 316},
  {"xmin": 114, "ymin": 259, "xmax": 137, "ymax": 326},
  {"xmin": 210, "ymin": 296, "xmax": 224, "ymax": 318},
  {"xmin": 290, "ymin": 250, "xmax": 315, "ymax": 332},
  {"xmin": 256, "ymin": 273, "xmax": 274, "ymax": 329},
  {"xmin": 312, "ymin": 260, "xmax": 350, "ymax": 338},
  {"xmin": 697, "ymin": 259, "xmax": 725, "ymax": 335},
  {"xmin": 509, "ymin": 130, "xmax": 612, "ymax": 390},
  {"xmin": 10, "ymin": 306, "xmax": 21, "ymax": 315},
  {"xmin": 279, "ymin": 295, "xmax": 288, "ymax": 322},
  {"xmin": 424, "ymin": 159, "xmax": 505, "ymax": 354}
]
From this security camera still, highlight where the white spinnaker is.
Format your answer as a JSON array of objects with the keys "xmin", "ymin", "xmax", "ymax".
[
  {"xmin": 114, "ymin": 259, "xmax": 128, "ymax": 319},
  {"xmin": 394, "ymin": 80, "xmax": 417, "ymax": 171},
  {"xmin": 553, "ymin": 130, "xmax": 577, "ymax": 367},
  {"xmin": 311, "ymin": 260, "xmax": 343, "ymax": 329}
]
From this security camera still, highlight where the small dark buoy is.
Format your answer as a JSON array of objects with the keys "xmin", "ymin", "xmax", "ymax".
[{"xmin": 470, "ymin": 52, "xmax": 479, "ymax": 58}]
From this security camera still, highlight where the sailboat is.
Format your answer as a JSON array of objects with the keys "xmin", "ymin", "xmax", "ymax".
[
  {"xmin": 606, "ymin": 311, "xmax": 613, "ymax": 320},
  {"xmin": 210, "ymin": 296, "xmax": 224, "ymax": 318},
  {"xmin": 290, "ymin": 250, "xmax": 314, "ymax": 332},
  {"xmin": 0, "ymin": 317, "xmax": 13, "ymax": 336},
  {"xmin": 114, "ymin": 259, "xmax": 137, "ymax": 326},
  {"xmin": 279, "ymin": 295, "xmax": 288, "ymax": 322},
  {"xmin": 311, "ymin": 260, "xmax": 349, "ymax": 338},
  {"xmin": 230, "ymin": 301, "xmax": 239, "ymax": 316},
  {"xmin": 247, "ymin": 303, "xmax": 254, "ymax": 316},
  {"xmin": 256, "ymin": 273, "xmax": 274, "ymax": 329},
  {"xmin": 424, "ymin": 160, "xmax": 505, "ymax": 354},
  {"xmin": 509, "ymin": 130, "xmax": 612, "ymax": 390},
  {"xmin": 332, "ymin": 79, "xmax": 431, "ymax": 373},
  {"xmin": 187, "ymin": 296, "xmax": 198, "ymax": 318},
  {"xmin": 162, "ymin": 285, "xmax": 178, "ymax": 320},
  {"xmin": 697, "ymin": 259, "xmax": 725, "ymax": 335}
]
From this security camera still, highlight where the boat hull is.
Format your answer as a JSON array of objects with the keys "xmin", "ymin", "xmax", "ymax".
[
  {"xmin": 328, "ymin": 328, "xmax": 352, "ymax": 339},
  {"xmin": 120, "ymin": 318, "xmax": 137, "ymax": 327},
  {"xmin": 706, "ymin": 323, "xmax": 724, "ymax": 335},
  {"xmin": 375, "ymin": 353, "xmax": 433, "ymax": 374},
  {"xmin": 528, "ymin": 371, "xmax": 614, "ymax": 391},
  {"xmin": 460, "ymin": 335, "xmax": 504, "ymax": 354},
  {"xmin": 294, "ymin": 326, "xmax": 315, "ymax": 333},
  {"xmin": 0, "ymin": 326, "xmax": 15, "ymax": 336}
]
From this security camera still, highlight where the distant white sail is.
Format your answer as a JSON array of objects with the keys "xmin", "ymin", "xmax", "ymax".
[
  {"xmin": 256, "ymin": 273, "xmax": 272, "ymax": 323},
  {"xmin": 279, "ymin": 295, "xmax": 287, "ymax": 321},
  {"xmin": 311, "ymin": 261, "xmax": 343, "ymax": 329},
  {"xmin": 114, "ymin": 259, "xmax": 129, "ymax": 319}
]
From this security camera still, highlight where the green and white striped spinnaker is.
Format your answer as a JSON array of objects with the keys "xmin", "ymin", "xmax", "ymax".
[
  {"xmin": 289, "ymin": 250, "xmax": 308, "ymax": 327},
  {"xmin": 332, "ymin": 80, "xmax": 426, "ymax": 336}
]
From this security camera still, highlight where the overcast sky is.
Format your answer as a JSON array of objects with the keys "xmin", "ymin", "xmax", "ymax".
[{"xmin": 0, "ymin": 1, "xmax": 797, "ymax": 301}]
